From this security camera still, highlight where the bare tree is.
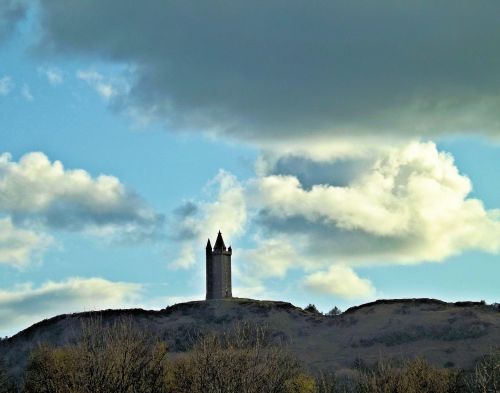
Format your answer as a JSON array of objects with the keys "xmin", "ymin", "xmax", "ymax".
[
  {"xmin": 355, "ymin": 358, "xmax": 463, "ymax": 393},
  {"xmin": 467, "ymin": 352, "xmax": 500, "ymax": 393},
  {"xmin": 21, "ymin": 317, "xmax": 499, "ymax": 393},
  {"xmin": 24, "ymin": 317, "xmax": 169, "ymax": 393},
  {"xmin": 172, "ymin": 322, "xmax": 303, "ymax": 393}
]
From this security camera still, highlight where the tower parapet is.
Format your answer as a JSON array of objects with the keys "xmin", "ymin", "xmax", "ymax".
[{"xmin": 206, "ymin": 231, "xmax": 232, "ymax": 300}]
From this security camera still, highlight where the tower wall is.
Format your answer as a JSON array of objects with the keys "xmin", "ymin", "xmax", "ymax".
[
  {"xmin": 206, "ymin": 233, "xmax": 232, "ymax": 300},
  {"xmin": 211, "ymin": 251, "xmax": 232, "ymax": 298},
  {"xmin": 206, "ymin": 247, "xmax": 214, "ymax": 299}
]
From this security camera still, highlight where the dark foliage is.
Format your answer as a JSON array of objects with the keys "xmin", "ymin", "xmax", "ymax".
[
  {"xmin": 327, "ymin": 306, "xmax": 342, "ymax": 316},
  {"xmin": 304, "ymin": 304, "xmax": 321, "ymax": 314}
]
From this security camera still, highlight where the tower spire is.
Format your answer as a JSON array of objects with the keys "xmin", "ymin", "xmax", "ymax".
[{"xmin": 213, "ymin": 230, "xmax": 226, "ymax": 251}]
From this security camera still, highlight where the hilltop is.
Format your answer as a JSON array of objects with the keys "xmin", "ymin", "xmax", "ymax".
[{"xmin": 1, "ymin": 298, "xmax": 499, "ymax": 377}]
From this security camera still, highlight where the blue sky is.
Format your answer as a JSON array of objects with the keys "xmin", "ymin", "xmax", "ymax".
[{"xmin": 0, "ymin": 1, "xmax": 499, "ymax": 337}]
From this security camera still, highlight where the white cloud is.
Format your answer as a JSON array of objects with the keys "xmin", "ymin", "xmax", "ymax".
[
  {"xmin": 174, "ymin": 141, "xmax": 500, "ymax": 299},
  {"xmin": 252, "ymin": 141, "xmax": 500, "ymax": 264},
  {"xmin": 40, "ymin": 66, "xmax": 63, "ymax": 85},
  {"xmin": 0, "ymin": 277, "xmax": 142, "ymax": 337},
  {"xmin": 160, "ymin": 294, "xmax": 204, "ymax": 307},
  {"xmin": 171, "ymin": 244, "xmax": 196, "ymax": 269},
  {"xmin": 237, "ymin": 237, "xmax": 297, "ymax": 280},
  {"xmin": 231, "ymin": 283, "xmax": 268, "ymax": 299},
  {"xmin": 77, "ymin": 69, "xmax": 127, "ymax": 100},
  {"xmin": 202, "ymin": 171, "xmax": 247, "ymax": 238},
  {"xmin": 304, "ymin": 265, "xmax": 376, "ymax": 300},
  {"xmin": 0, "ymin": 152, "xmax": 163, "ymax": 241},
  {"xmin": 0, "ymin": 217, "xmax": 51, "ymax": 268},
  {"xmin": 0, "ymin": 75, "xmax": 13, "ymax": 96},
  {"xmin": 255, "ymin": 136, "xmax": 399, "ymax": 169},
  {"xmin": 235, "ymin": 235, "xmax": 372, "ymax": 301},
  {"xmin": 20, "ymin": 83, "xmax": 33, "ymax": 101},
  {"xmin": 171, "ymin": 170, "xmax": 246, "ymax": 268}
]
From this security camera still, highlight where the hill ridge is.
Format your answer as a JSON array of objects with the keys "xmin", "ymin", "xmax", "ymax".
[{"xmin": 2, "ymin": 297, "xmax": 499, "ymax": 377}]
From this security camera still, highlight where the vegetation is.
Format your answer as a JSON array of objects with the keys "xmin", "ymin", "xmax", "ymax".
[
  {"xmin": 0, "ymin": 357, "xmax": 15, "ymax": 393},
  {"xmin": 3, "ymin": 318, "xmax": 498, "ymax": 392},
  {"xmin": 327, "ymin": 306, "xmax": 342, "ymax": 316},
  {"xmin": 24, "ymin": 317, "xmax": 169, "ymax": 393},
  {"xmin": 304, "ymin": 304, "xmax": 321, "ymax": 314},
  {"xmin": 466, "ymin": 352, "xmax": 500, "ymax": 393}
]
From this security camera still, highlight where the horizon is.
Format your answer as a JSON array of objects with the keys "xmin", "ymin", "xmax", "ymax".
[{"xmin": 1, "ymin": 1, "xmax": 500, "ymax": 338}]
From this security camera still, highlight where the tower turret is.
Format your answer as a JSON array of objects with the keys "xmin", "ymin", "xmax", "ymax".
[
  {"xmin": 206, "ymin": 239, "xmax": 213, "ymax": 298},
  {"xmin": 206, "ymin": 231, "xmax": 232, "ymax": 300},
  {"xmin": 213, "ymin": 230, "xmax": 226, "ymax": 251}
]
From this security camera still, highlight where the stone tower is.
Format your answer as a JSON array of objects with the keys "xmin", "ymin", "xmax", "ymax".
[{"xmin": 206, "ymin": 231, "xmax": 232, "ymax": 300}]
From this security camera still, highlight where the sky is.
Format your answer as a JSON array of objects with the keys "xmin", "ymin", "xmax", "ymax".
[{"xmin": 0, "ymin": 0, "xmax": 499, "ymax": 337}]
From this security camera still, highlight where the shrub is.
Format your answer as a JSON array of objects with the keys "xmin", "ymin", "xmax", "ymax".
[
  {"xmin": 285, "ymin": 373, "xmax": 316, "ymax": 393},
  {"xmin": 355, "ymin": 358, "xmax": 464, "ymax": 393}
]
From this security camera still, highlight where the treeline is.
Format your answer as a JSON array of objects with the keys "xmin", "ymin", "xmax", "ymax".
[{"xmin": 0, "ymin": 318, "xmax": 498, "ymax": 393}]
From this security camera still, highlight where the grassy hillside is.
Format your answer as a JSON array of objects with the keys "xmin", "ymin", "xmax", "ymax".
[{"xmin": 1, "ymin": 298, "xmax": 499, "ymax": 378}]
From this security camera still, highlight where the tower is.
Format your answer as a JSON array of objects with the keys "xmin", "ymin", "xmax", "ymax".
[{"xmin": 206, "ymin": 231, "xmax": 232, "ymax": 300}]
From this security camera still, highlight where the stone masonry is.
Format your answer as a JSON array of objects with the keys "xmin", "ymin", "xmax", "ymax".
[{"xmin": 206, "ymin": 231, "xmax": 232, "ymax": 300}]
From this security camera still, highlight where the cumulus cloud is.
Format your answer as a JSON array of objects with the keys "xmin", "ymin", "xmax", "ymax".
[
  {"xmin": 0, "ymin": 75, "xmax": 13, "ymax": 96},
  {"xmin": 27, "ymin": 1, "xmax": 500, "ymax": 141},
  {"xmin": 0, "ymin": 0, "xmax": 27, "ymax": 42},
  {"xmin": 0, "ymin": 152, "xmax": 164, "ymax": 242},
  {"xmin": 235, "ymin": 236, "xmax": 377, "ymax": 301},
  {"xmin": 0, "ymin": 217, "xmax": 51, "ymax": 268},
  {"xmin": 238, "ymin": 237, "xmax": 297, "ymax": 280},
  {"xmin": 252, "ymin": 141, "xmax": 500, "ymax": 264},
  {"xmin": 0, "ymin": 277, "xmax": 142, "ymax": 337},
  {"xmin": 232, "ymin": 236, "xmax": 304, "ymax": 299},
  {"xmin": 170, "ymin": 170, "xmax": 246, "ymax": 268},
  {"xmin": 163, "ymin": 141, "xmax": 500, "ymax": 298},
  {"xmin": 304, "ymin": 265, "xmax": 375, "ymax": 300}
]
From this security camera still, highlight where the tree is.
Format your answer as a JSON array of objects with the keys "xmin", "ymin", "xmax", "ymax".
[
  {"xmin": 356, "ymin": 358, "xmax": 463, "ymax": 393},
  {"xmin": 172, "ymin": 322, "xmax": 303, "ymax": 393},
  {"xmin": 24, "ymin": 317, "xmax": 170, "ymax": 393},
  {"xmin": 23, "ymin": 319, "xmax": 307, "ymax": 393},
  {"xmin": 467, "ymin": 352, "xmax": 500, "ymax": 393},
  {"xmin": 304, "ymin": 304, "xmax": 321, "ymax": 314},
  {"xmin": 327, "ymin": 306, "xmax": 342, "ymax": 316}
]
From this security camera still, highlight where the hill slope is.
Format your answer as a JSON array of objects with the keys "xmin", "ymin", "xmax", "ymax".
[{"xmin": 1, "ymin": 298, "xmax": 499, "ymax": 376}]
